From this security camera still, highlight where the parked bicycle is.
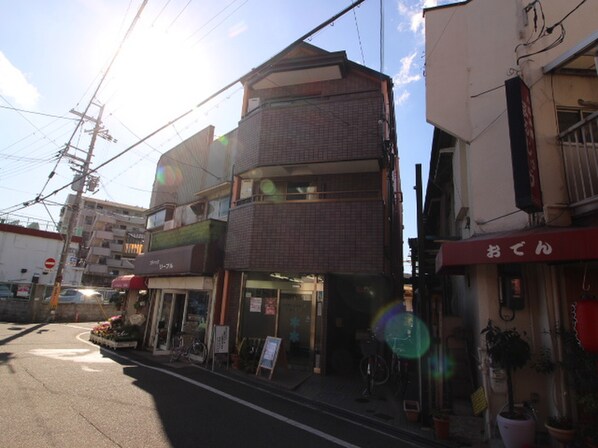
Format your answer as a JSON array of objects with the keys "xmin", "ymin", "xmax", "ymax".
[
  {"xmin": 359, "ymin": 331, "xmax": 389, "ymax": 396},
  {"xmin": 170, "ymin": 331, "xmax": 208, "ymax": 365},
  {"xmin": 388, "ymin": 336, "xmax": 411, "ymax": 398}
]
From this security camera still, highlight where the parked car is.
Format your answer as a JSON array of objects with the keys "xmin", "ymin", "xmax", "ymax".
[
  {"xmin": 0, "ymin": 284, "xmax": 13, "ymax": 300},
  {"xmin": 44, "ymin": 288, "xmax": 103, "ymax": 304}
]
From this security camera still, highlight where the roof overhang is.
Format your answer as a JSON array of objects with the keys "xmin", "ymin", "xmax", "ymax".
[
  {"xmin": 543, "ymin": 31, "xmax": 598, "ymax": 76},
  {"xmin": 436, "ymin": 226, "xmax": 598, "ymax": 274},
  {"xmin": 247, "ymin": 53, "xmax": 346, "ymax": 90}
]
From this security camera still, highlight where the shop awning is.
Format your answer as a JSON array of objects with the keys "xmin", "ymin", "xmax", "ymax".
[
  {"xmin": 111, "ymin": 275, "xmax": 147, "ymax": 290},
  {"xmin": 436, "ymin": 226, "xmax": 598, "ymax": 273},
  {"xmin": 134, "ymin": 243, "xmax": 222, "ymax": 276}
]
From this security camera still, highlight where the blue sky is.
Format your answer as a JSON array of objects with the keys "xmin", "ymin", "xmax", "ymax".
[{"xmin": 0, "ymin": 0, "xmax": 454, "ymax": 270}]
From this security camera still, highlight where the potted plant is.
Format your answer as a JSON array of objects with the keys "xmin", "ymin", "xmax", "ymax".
[
  {"xmin": 403, "ymin": 400, "xmax": 420, "ymax": 423},
  {"xmin": 432, "ymin": 409, "xmax": 450, "ymax": 440},
  {"xmin": 482, "ymin": 320, "xmax": 533, "ymax": 448},
  {"xmin": 545, "ymin": 416, "xmax": 576, "ymax": 446}
]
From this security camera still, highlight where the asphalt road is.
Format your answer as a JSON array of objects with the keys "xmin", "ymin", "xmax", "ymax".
[{"xmin": 0, "ymin": 322, "xmax": 433, "ymax": 448}]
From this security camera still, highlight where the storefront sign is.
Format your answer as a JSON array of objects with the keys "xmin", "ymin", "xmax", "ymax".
[
  {"xmin": 505, "ymin": 76, "xmax": 543, "ymax": 213},
  {"xmin": 135, "ymin": 244, "xmax": 210, "ymax": 276},
  {"xmin": 437, "ymin": 226, "xmax": 598, "ymax": 273}
]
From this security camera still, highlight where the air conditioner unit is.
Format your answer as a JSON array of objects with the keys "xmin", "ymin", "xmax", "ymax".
[{"xmin": 247, "ymin": 97, "xmax": 260, "ymax": 113}]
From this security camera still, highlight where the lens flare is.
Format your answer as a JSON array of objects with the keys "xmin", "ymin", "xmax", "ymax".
[
  {"xmin": 156, "ymin": 165, "xmax": 183, "ymax": 187},
  {"xmin": 260, "ymin": 179, "xmax": 278, "ymax": 196},
  {"xmin": 372, "ymin": 301, "xmax": 431, "ymax": 359},
  {"xmin": 218, "ymin": 135, "xmax": 229, "ymax": 146},
  {"xmin": 430, "ymin": 353, "xmax": 456, "ymax": 379}
]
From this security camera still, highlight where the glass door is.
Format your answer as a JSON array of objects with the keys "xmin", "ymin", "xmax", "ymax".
[
  {"xmin": 279, "ymin": 292, "xmax": 313, "ymax": 369},
  {"xmin": 155, "ymin": 292, "xmax": 186, "ymax": 351}
]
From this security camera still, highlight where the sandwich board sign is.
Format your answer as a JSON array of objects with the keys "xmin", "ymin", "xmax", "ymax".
[{"xmin": 256, "ymin": 336, "xmax": 283, "ymax": 380}]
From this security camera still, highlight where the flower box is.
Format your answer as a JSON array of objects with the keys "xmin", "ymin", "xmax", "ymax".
[{"xmin": 89, "ymin": 333, "xmax": 137, "ymax": 349}]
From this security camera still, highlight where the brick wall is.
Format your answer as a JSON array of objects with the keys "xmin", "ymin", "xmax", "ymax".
[
  {"xmin": 225, "ymin": 200, "xmax": 384, "ymax": 273},
  {"xmin": 235, "ymin": 92, "xmax": 384, "ymax": 174}
]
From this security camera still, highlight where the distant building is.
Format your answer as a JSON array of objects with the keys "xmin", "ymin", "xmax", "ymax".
[
  {"xmin": 0, "ymin": 223, "xmax": 83, "ymax": 297},
  {"xmin": 59, "ymin": 195, "xmax": 146, "ymax": 287}
]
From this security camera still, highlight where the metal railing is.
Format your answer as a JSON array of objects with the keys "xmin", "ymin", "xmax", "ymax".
[{"xmin": 559, "ymin": 111, "xmax": 598, "ymax": 204}]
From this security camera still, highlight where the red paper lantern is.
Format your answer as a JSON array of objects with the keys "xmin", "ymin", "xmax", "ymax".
[{"xmin": 573, "ymin": 298, "xmax": 598, "ymax": 354}]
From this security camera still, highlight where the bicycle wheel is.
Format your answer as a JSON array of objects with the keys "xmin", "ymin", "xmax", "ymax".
[
  {"xmin": 170, "ymin": 335, "xmax": 184, "ymax": 362},
  {"xmin": 371, "ymin": 355, "xmax": 390, "ymax": 385},
  {"xmin": 188, "ymin": 340, "xmax": 207, "ymax": 364}
]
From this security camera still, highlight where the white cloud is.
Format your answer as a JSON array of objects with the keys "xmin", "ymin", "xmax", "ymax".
[
  {"xmin": 395, "ymin": 90, "xmax": 411, "ymax": 106},
  {"xmin": 0, "ymin": 52, "xmax": 39, "ymax": 108},
  {"xmin": 394, "ymin": 52, "xmax": 422, "ymax": 86}
]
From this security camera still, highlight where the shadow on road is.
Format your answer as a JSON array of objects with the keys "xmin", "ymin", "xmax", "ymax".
[{"xmin": 0, "ymin": 323, "xmax": 48, "ymax": 346}]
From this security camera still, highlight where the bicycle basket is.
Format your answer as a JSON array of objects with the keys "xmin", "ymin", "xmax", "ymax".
[{"xmin": 360, "ymin": 339, "xmax": 378, "ymax": 356}]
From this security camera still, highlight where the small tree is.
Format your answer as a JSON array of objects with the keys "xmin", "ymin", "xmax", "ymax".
[{"xmin": 482, "ymin": 320, "xmax": 531, "ymax": 418}]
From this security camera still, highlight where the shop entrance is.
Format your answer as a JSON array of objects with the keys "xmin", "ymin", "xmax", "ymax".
[
  {"xmin": 279, "ymin": 292, "xmax": 312, "ymax": 369},
  {"xmin": 155, "ymin": 291, "xmax": 186, "ymax": 352}
]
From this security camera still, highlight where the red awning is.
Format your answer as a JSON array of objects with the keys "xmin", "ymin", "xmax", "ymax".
[
  {"xmin": 111, "ymin": 275, "xmax": 147, "ymax": 290},
  {"xmin": 436, "ymin": 226, "xmax": 598, "ymax": 273}
]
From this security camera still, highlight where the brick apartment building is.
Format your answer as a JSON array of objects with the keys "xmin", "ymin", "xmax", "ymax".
[
  {"xmin": 222, "ymin": 42, "xmax": 402, "ymax": 374},
  {"xmin": 134, "ymin": 42, "xmax": 402, "ymax": 377}
]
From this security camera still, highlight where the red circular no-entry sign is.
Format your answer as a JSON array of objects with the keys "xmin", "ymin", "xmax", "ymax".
[{"xmin": 44, "ymin": 258, "xmax": 56, "ymax": 269}]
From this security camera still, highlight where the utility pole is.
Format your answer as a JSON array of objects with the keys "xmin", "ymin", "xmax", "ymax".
[{"xmin": 48, "ymin": 102, "xmax": 106, "ymax": 317}]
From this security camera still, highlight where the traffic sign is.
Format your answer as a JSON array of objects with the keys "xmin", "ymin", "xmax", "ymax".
[{"xmin": 44, "ymin": 258, "xmax": 56, "ymax": 269}]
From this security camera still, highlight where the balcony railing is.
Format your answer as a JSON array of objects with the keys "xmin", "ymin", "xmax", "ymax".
[
  {"xmin": 235, "ymin": 189, "xmax": 381, "ymax": 207},
  {"xmin": 559, "ymin": 111, "xmax": 598, "ymax": 206}
]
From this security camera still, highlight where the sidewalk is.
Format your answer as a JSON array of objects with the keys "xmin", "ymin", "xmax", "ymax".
[{"xmin": 123, "ymin": 348, "xmax": 494, "ymax": 448}]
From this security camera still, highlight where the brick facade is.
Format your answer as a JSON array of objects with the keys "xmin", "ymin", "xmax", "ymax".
[
  {"xmin": 225, "ymin": 200, "xmax": 384, "ymax": 273},
  {"xmin": 236, "ymin": 91, "xmax": 383, "ymax": 174}
]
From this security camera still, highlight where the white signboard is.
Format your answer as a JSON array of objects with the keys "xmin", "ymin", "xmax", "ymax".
[{"xmin": 213, "ymin": 325, "xmax": 229, "ymax": 354}]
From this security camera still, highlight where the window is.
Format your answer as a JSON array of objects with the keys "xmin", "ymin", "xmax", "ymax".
[
  {"xmin": 557, "ymin": 108, "xmax": 597, "ymax": 135},
  {"xmin": 207, "ymin": 196, "xmax": 231, "ymax": 220},
  {"xmin": 147, "ymin": 209, "xmax": 166, "ymax": 229},
  {"xmin": 84, "ymin": 216, "xmax": 94, "ymax": 225}
]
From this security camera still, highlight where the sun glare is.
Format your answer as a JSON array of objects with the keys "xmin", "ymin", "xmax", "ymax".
[{"xmin": 97, "ymin": 23, "xmax": 213, "ymax": 131}]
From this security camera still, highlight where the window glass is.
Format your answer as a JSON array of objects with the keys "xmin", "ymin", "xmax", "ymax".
[{"xmin": 147, "ymin": 209, "xmax": 166, "ymax": 229}]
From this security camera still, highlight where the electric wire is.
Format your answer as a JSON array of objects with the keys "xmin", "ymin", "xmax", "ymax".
[
  {"xmin": 352, "ymin": 8, "xmax": 366, "ymax": 65},
  {"xmin": 5, "ymin": 0, "xmax": 367, "ymax": 215},
  {"xmin": 168, "ymin": 0, "xmax": 193, "ymax": 30},
  {"xmin": 0, "ymin": 105, "xmax": 79, "ymax": 121}
]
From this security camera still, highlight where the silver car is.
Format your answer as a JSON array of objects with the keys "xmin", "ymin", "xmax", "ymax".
[
  {"xmin": 45, "ymin": 288, "xmax": 103, "ymax": 304},
  {"xmin": 0, "ymin": 285, "xmax": 13, "ymax": 300}
]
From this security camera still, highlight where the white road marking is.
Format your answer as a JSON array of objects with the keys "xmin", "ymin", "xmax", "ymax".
[{"xmin": 109, "ymin": 351, "xmax": 362, "ymax": 448}]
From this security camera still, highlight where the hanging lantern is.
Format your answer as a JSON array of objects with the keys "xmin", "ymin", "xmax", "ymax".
[{"xmin": 572, "ymin": 295, "xmax": 598, "ymax": 354}]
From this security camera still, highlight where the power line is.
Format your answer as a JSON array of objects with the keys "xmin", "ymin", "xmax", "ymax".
[
  {"xmin": 0, "ymin": 104, "xmax": 78, "ymax": 120},
  {"xmin": 8, "ymin": 0, "xmax": 367, "ymax": 216}
]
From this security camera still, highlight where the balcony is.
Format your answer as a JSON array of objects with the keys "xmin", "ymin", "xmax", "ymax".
[
  {"xmin": 89, "ymin": 229, "xmax": 113, "ymax": 243},
  {"xmin": 235, "ymin": 92, "xmax": 384, "ymax": 175},
  {"xmin": 559, "ymin": 111, "xmax": 598, "ymax": 215},
  {"xmin": 225, "ymin": 192, "xmax": 384, "ymax": 273},
  {"xmin": 88, "ymin": 246, "xmax": 111, "ymax": 257},
  {"xmin": 149, "ymin": 219, "xmax": 227, "ymax": 252},
  {"xmin": 86, "ymin": 263, "xmax": 108, "ymax": 274}
]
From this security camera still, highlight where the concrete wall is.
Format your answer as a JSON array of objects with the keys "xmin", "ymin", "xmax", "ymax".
[{"xmin": 0, "ymin": 298, "xmax": 120, "ymax": 323}]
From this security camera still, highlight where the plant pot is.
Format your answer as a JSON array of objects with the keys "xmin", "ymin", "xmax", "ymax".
[
  {"xmin": 403, "ymin": 400, "xmax": 420, "ymax": 423},
  {"xmin": 497, "ymin": 413, "xmax": 535, "ymax": 448},
  {"xmin": 433, "ymin": 416, "xmax": 450, "ymax": 440},
  {"xmin": 545, "ymin": 424, "xmax": 576, "ymax": 446}
]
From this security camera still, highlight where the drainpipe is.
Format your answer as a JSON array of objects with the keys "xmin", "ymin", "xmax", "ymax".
[{"xmin": 219, "ymin": 270, "xmax": 230, "ymax": 325}]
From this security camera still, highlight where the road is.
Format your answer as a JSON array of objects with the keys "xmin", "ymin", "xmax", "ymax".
[{"xmin": 0, "ymin": 322, "xmax": 435, "ymax": 448}]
